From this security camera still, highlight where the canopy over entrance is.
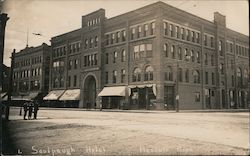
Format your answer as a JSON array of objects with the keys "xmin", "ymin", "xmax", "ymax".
[
  {"xmin": 43, "ymin": 90, "xmax": 65, "ymax": 100},
  {"xmin": 59, "ymin": 89, "xmax": 80, "ymax": 101},
  {"xmin": 98, "ymin": 86, "xmax": 126, "ymax": 97}
]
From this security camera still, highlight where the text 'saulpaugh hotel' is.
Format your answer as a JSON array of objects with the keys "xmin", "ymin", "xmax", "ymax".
[{"xmin": 12, "ymin": 2, "xmax": 249, "ymax": 110}]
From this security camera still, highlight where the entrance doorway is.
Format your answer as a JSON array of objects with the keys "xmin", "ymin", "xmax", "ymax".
[
  {"xmin": 83, "ymin": 75, "xmax": 96, "ymax": 109},
  {"xmin": 164, "ymin": 86, "xmax": 175, "ymax": 110}
]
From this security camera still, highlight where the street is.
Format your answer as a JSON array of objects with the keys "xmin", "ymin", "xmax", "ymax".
[{"xmin": 4, "ymin": 107, "xmax": 250, "ymax": 155}]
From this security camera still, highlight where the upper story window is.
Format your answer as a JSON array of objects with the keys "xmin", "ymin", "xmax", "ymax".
[
  {"xmin": 111, "ymin": 33, "xmax": 115, "ymax": 44},
  {"xmin": 204, "ymin": 53, "xmax": 208, "ymax": 65},
  {"xmin": 219, "ymin": 40, "xmax": 223, "ymax": 56},
  {"xmin": 95, "ymin": 36, "xmax": 98, "ymax": 47},
  {"xmin": 113, "ymin": 70, "xmax": 117, "ymax": 83},
  {"xmin": 84, "ymin": 39, "xmax": 88, "ymax": 49},
  {"xmin": 113, "ymin": 51, "xmax": 117, "ymax": 63},
  {"xmin": 116, "ymin": 32, "xmax": 120, "ymax": 43},
  {"xmin": 106, "ymin": 34, "xmax": 109, "ymax": 45},
  {"xmin": 181, "ymin": 28, "xmax": 185, "ymax": 39},
  {"xmin": 170, "ymin": 24, "xmax": 173, "ymax": 37},
  {"xmin": 210, "ymin": 37, "xmax": 214, "ymax": 47},
  {"xmin": 138, "ymin": 26, "xmax": 142, "ymax": 38},
  {"xmin": 164, "ymin": 43, "xmax": 168, "ymax": 57},
  {"xmin": 121, "ymin": 69, "xmax": 126, "ymax": 83},
  {"xmin": 191, "ymin": 31, "xmax": 195, "ymax": 42},
  {"xmin": 122, "ymin": 30, "xmax": 126, "ymax": 41},
  {"xmin": 134, "ymin": 43, "xmax": 152, "ymax": 59},
  {"xmin": 186, "ymin": 29, "xmax": 190, "ymax": 41},
  {"xmin": 204, "ymin": 35, "xmax": 207, "ymax": 46},
  {"xmin": 132, "ymin": 67, "xmax": 141, "ymax": 82},
  {"xmin": 121, "ymin": 49, "xmax": 126, "ymax": 62},
  {"xmin": 144, "ymin": 66, "xmax": 153, "ymax": 81},
  {"xmin": 144, "ymin": 24, "xmax": 148, "ymax": 37},
  {"xmin": 230, "ymin": 43, "xmax": 233, "ymax": 53},
  {"xmin": 170, "ymin": 45, "xmax": 175, "ymax": 59},
  {"xmin": 178, "ymin": 47, "xmax": 182, "ymax": 60},
  {"xmin": 193, "ymin": 70, "xmax": 200, "ymax": 83},
  {"xmin": 150, "ymin": 22, "xmax": 155, "ymax": 35},
  {"xmin": 163, "ymin": 22, "xmax": 168, "ymax": 35},
  {"xmin": 176, "ymin": 26, "xmax": 179, "ymax": 38},
  {"xmin": 196, "ymin": 51, "xmax": 200, "ymax": 63},
  {"xmin": 90, "ymin": 38, "xmax": 94, "ymax": 48},
  {"xmin": 131, "ymin": 28, "xmax": 135, "ymax": 40},
  {"xmin": 191, "ymin": 50, "xmax": 195, "ymax": 62},
  {"xmin": 237, "ymin": 68, "xmax": 242, "ymax": 87},
  {"xmin": 196, "ymin": 32, "xmax": 200, "ymax": 43},
  {"xmin": 165, "ymin": 66, "xmax": 173, "ymax": 81}
]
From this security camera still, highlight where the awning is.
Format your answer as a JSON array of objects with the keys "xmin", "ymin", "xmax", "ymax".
[
  {"xmin": 128, "ymin": 84, "xmax": 157, "ymax": 96},
  {"xmin": 43, "ymin": 90, "xmax": 65, "ymax": 100},
  {"xmin": 59, "ymin": 89, "xmax": 80, "ymax": 101},
  {"xmin": 98, "ymin": 86, "xmax": 126, "ymax": 97},
  {"xmin": 1, "ymin": 92, "xmax": 7, "ymax": 101}
]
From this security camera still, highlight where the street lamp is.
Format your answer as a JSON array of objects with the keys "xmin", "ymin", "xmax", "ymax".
[{"xmin": 176, "ymin": 55, "xmax": 190, "ymax": 112}]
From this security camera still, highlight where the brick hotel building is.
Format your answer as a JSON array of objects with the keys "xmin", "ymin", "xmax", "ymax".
[{"xmin": 42, "ymin": 1, "xmax": 249, "ymax": 109}]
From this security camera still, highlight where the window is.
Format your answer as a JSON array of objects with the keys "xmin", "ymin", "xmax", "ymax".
[
  {"xmin": 113, "ymin": 70, "xmax": 117, "ymax": 83},
  {"xmin": 164, "ymin": 43, "xmax": 168, "ymax": 57},
  {"xmin": 146, "ymin": 44, "xmax": 153, "ymax": 57},
  {"xmin": 186, "ymin": 29, "xmax": 190, "ymax": 41},
  {"xmin": 178, "ymin": 68, "xmax": 183, "ymax": 82},
  {"xmin": 185, "ymin": 69, "xmax": 189, "ymax": 82},
  {"xmin": 150, "ymin": 22, "xmax": 155, "ymax": 35},
  {"xmin": 105, "ymin": 72, "xmax": 108, "ymax": 84},
  {"xmin": 121, "ymin": 69, "xmax": 125, "ymax": 83},
  {"xmin": 211, "ymin": 54, "xmax": 214, "ymax": 66},
  {"xmin": 184, "ymin": 48, "xmax": 189, "ymax": 61},
  {"xmin": 204, "ymin": 35, "xmax": 207, "ymax": 46},
  {"xmin": 181, "ymin": 28, "xmax": 185, "ymax": 39},
  {"xmin": 191, "ymin": 31, "xmax": 195, "ymax": 42},
  {"xmin": 205, "ymin": 72, "xmax": 208, "ymax": 84},
  {"xmin": 219, "ymin": 40, "xmax": 223, "ymax": 56},
  {"xmin": 191, "ymin": 50, "xmax": 195, "ymax": 62},
  {"xmin": 212, "ymin": 72, "xmax": 215, "ymax": 85},
  {"xmin": 204, "ymin": 53, "xmax": 208, "ymax": 65},
  {"xmin": 196, "ymin": 51, "xmax": 200, "ymax": 63},
  {"xmin": 116, "ymin": 32, "xmax": 120, "ymax": 43},
  {"xmin": 106, "ymin": 34, "xmax": 109, "ymax": 45},
  {"xmin": 138, "ymin": 26, "xmax": 142, "ymax": 38},
  {"xmin": 178, "ymin": 47, "xmax": 182, "ymax": 60},
  {"xmin": 73, "ymin": 75, "xmax": 77, "ymax": 87},
  {"xmin": 131, "ymin": 28, "xmax": 135, "ymax": 40},
  {"xmin": 176, "ymin": 26, "xmax": 179, "ymax": 38},
  {"xmin": 144, "ymin": 24, "xmax": 148, "ymax": 36},
  {"xmin": 134, "ymin": 45, "xmax": 139, "ymax": 59},
  {"xmin": 132, "ymin": 68, "xmax": 141, "ymax": 82},
  {"xmin": 195, "ymin": 92, "xmax": 200, "ymax": 102},
  {"xmin": 220, "ymin": 63, "xmax": 224, "ymax": 74},
  {"xmin": 95, "ymin": 36, "xmax": 98, "ymax": 47},
  {"xmin": 85, "ymin": 39, "xmax": 88, "ymax": 49},
  {"xmin": 111, "ymin": 34, "xmax": 115, "ymax": 44},
  {"xmin": 113, "ymin": 51, "xmax": 117, "ymax": 63},
  {"xmin": 193, "ymin": 70, "xmax": 200, "ymax": 83},
  {"xmin": 122, "ymin": 30, "xmax": 126, "ymax": 41},
  {"xmin": 171, "ymin": 45, "xmax": 175, "ymax": 58},
  {"xmin": 90, "ymin": 38, "xmax": 93, "ymax": 48},
  {"xmin": 163, "ymin": 22, "xmax": 168, "ymax": 35},
  {"xmin": 165, "ymin": 66, "xmax": 173, "ymax": 81},
  {"xmin": 144, "ymin": 66, "xmax": 153, "ymax": 81},
  {"xmin": 210, "ymin": 37, "xmax": 214, "ymax": 47},
  {"xmin": 74, "ymin": 59, "xmax": 78, "ymax": 69},
  {"xmin": 106, "ymin": 53, "xmax": 109, "ymax": 64},
  {"xmin": 121, "ymin": 50, "xmax": 126, "ymax": 62},
  {"xmin": 68, "ymin": 60, "xmax": 73, "ymax": 70},
  {"xmin": 139, "ymin": 44, "xmax": 145, "ymax": 58},
  {"xmin": 237, "ymin": 68, "xmax": 242, "ymax": 87},
  {"xmin": 170, "ymin": 24, "xmax": 173, "ymax": 37}
]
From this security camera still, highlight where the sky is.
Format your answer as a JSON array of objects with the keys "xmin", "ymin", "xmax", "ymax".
[{"xmin": 1, "ymin": 0, "xmax": 249, "ymax": 66}]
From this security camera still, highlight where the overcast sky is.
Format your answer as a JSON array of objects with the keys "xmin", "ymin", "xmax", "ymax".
[{"xmin": 2, "ymin": 0, "xmax": 249, "ymax": 66}]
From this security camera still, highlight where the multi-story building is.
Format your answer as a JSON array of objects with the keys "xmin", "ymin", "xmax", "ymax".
[
  {"xmin": 12, "ymin": 43, "xmax": 51, "ymax": 102},
  {"xmin": 46, "ymin": 1, "xmax": 249, "ymax": 110},
  {"xmin": 44, "ymin": 29, "xmax": 82, "ymax": 107}
]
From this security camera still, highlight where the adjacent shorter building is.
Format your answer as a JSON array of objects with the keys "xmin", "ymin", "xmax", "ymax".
[{"xmin": 12, "ymin": 43, "xmax": 51, "ymax": 102}]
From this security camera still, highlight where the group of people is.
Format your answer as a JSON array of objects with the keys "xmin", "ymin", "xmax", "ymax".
[{"xmin": 23, "ymin": 100, "xmax": 39, "ymax": 120}]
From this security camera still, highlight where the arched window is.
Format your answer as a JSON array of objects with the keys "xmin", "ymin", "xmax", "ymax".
[
  {"xmin": 121, "ymin": 49, "xmax": 126, "ymax": 62},
  {"xmin": 113, "ymin": 70, "xmax": 117, "ymax": 83},
  {"xmin": 193, "ymin": 70, "xmax": 200, "ymax": 83},
  {"xmin": 237, "ymin": 68, "xmax": 242, "ymax": 86},
  {"xmin": 113, "ymin": 51, "xmax": 117, "ymax": 63},
  {"xmin": 171, "ymin": 45, "xmax": 175, "ymax": 58},
  {"xmin": 144, "ymin": 66, "xmax": 154, "ymax": 81},
  {"xmin": 132, "ymin": 68, "xmax": 141, "ymax": 82},
  {"xmin": 164, "ymin": 43, "xmax": 168, "ymax": 57},
  {"xmin": 178, "ymin": 47, "xmax": 182, "ymax": 60},
  {"xmin": 165, "ymin": 66, "xmax": 173, "ymax": 81}
]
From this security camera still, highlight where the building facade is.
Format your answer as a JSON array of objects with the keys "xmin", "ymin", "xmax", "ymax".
[
  {"xmin": 47, "ymin": 2, "xmax": 249, "ymax": 109},
  {"xmin": 12, "ymin": 43, "xmax": 51, "ymax": 101}
]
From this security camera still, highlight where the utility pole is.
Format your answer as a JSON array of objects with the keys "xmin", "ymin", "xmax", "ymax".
[
  {"xmin": 6, "ymin": 49, "xmax": 15, "ymax": 121},
  {"xmin": 176, "ymin": 60, "xmax": 179, "ymax": 112}
]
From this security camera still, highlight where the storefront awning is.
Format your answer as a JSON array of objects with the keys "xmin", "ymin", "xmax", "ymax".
[
  {"xmin": 1, "ymin": 92, "xmax": 7, "ymax": 101},
  {"xmin": 98, "ymin": 86, "xmax": 126, "ymax": 97},
  {"xmin": 59, "ymin": 89, "xmax": 80, "ymax": 101},
  {"xmin": 128, "ymin": 84, "xmax": 157, "ymax": 96},
  {"xmin": 43, "ymin": 90, "xmax": 65, "ymax": 100}
]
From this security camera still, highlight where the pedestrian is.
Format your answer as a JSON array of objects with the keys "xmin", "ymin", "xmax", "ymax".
[
  {"xmin": 33, "ymin": 100, "xmax": 39, "ymax": 119},
  {"xmin": 28, "ymin": 101, "xmax": 33, "ymax": 120},
  {"xmin": 23, "ymin": 102, "xmax": 28, "ymax": 120}
]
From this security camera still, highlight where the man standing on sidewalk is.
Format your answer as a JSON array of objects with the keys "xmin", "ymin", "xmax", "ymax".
[
  {"xmin": 23, "ymin": 102, "xmax": 28, "ymax": 120},
  {"xmin": 33, "ymin": 100, "xmax": 39, "ymax": 119}
]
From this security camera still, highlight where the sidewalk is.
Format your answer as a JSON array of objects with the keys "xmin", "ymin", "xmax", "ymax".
[{"xmin": 10, "ymin": 106, "xmax": 250, "ymax": 114}]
